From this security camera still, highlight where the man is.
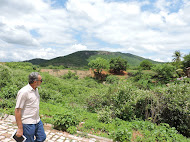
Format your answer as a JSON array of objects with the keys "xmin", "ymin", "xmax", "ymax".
[{"xmin": 15, "ymin": 72, "xmax": 46, "ymax": 142}]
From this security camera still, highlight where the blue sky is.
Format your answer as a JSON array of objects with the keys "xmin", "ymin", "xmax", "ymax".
[{"xmin": 0, "ymin": 0, "xmax": 189, "ymax": 62}]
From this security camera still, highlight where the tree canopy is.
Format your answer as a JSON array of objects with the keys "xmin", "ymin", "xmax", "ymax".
[
  {"xmin": 139, "ymin": 60, "xmax": 153, "ymax": 70},
  {"xmin": 172, "ymin": 50, "xmax": 182, "ymax": 62},
  {"xmin": 88, "ymin": 57, "xmax": 109, "ymax": 75},
  {"xmin": 109, "ymin": 57, "xmax": 128, "ymax": 73},
  {"xmin": 183, "ymin": 53, "xmax": 190, "ymax": 68},
  {"xmin": 172, "ymin": 50, "xmax": 183, "ymax": 69}
]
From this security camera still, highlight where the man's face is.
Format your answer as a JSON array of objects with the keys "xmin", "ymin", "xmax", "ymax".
[{"xmin": 36, "ymin": 75, "xmax": 42, "ymax": 87}]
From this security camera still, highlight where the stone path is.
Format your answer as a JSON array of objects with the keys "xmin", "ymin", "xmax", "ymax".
[{"xmin": 0, "ymin": 115, "xmax": 113, "ymax": 142}]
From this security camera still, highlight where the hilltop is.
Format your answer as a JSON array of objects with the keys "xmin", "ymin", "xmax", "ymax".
[{"xmin": 25, "ymin": 50, "xmax": 163, "ymax": 67}]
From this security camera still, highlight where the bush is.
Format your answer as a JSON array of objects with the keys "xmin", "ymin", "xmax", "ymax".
[
  {"xmin": 53, "ymin": 112, "xmax": 79, "ymax": 131},
  {"xmin": 97, "ymin": 106, "xmax": 113, "ymax": 123},
  {"xmin": 67, "ymin": 126, "xmax": 77, "ymax": 134},
  {"xmin": 86, "ymin": 81, "xmax": 190, "ymax": 137},
  {"xmin": 0, "ymin": 65, "xmax": 13, "ymax": 88},
  {"xmin": 151, "ymin": 64, "xmax": 176, "ymax": 83},
  {"xmin": 106, "ymin": 75, "xmax": 119, "ymax": 84},
  {"xmin": 6, "ymin": 62, "xmax": 37, "ymax": 71},
  {"xmin": 61, "ymin": 71, "xmax": 79, "ymax": 79},
  {"xmin": 86, "ymin": 94, "xmax": 104, "ymax": 113},
  {"xmin": 0, "ymin": 85, "xmax": 18, "ymax": 99},
  {"xmin": 111, "ymin": 127, "xmax": 132, "ymax": 142},
  {"xmin": 154, "ymin": 83, "xmax": 190, "ymax": 137},
  {"xmin": 0, "ymin": 99, "xmax": 15, "ymax": 109},
  {"xmin": 139, "ymin": 60, "xmax": 153, "ymax": 70}
]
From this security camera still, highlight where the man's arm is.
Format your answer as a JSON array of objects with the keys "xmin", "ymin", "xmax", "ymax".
[{"xmin": 15, "ymin": 108, "xmax": 23, "ymax": 137}]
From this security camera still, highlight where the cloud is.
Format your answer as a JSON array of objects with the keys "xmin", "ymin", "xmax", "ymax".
[
  {"xmin": 0, "ymin": 0, "xmax": 190, "ymax": 62},
  {"xmin": 0, "ymin": 46, "xmax": 57, "ymax": 61}
]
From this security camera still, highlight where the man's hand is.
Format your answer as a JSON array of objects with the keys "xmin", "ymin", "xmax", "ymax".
[
  {"xmin": 15, "ymin": 108, "xmax": 23, "ymax": 137},
  {"xmin": 16, "ymin": 128, "xmax": 23, "ymax": 137}
]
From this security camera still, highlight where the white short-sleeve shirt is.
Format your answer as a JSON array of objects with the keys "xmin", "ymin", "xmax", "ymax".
[{"xmin": 15, "ymin": 84, "xmax": 40, "ymax": 124}]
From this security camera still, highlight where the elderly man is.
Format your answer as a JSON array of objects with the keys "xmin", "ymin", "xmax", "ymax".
[{"xmin": 15, "ymin": 72, "xmax": 46, "ymax": 142}]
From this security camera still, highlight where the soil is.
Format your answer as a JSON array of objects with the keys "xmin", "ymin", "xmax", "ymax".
[
  {"xmin": 131, "ymin": 131, "xmax": 143, "ymax": 141},
  {"xmin": 41, "ymin": 69, "xmax": 129, "ymax": 79}
]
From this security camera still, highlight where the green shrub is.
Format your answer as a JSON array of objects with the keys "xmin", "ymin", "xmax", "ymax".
[
  {"xmin": 134, "ymin": 74, "xmax": 153, "ymax": 89},
  {"xmin": 97, "ymin": 106, "xmax": 113, "ymax": 123},
  {"xmin": 112, "ymin": 127, "xmax": 132, "ymax": 142},
  {"xmin": 6, "ymin": 62, "xmax": 37, "ymax": 71},
  {"xmin": 67, "ymin": 126, "xmax": 77, "ymax": 134},
  {"xmin": 0, "ymin": 85, "xmax": 18, "ymax": 99},
  {"xmin": 152, "ymin": 83, "xmax": 190, "ymax": 137},
  {"xmin": 106, "ymin": 75, "xmax": 119, "ymax": 84},
  {"xmin": 61, "ymin": 71, "xmax": 79, "ymax": 79},
  {"xmin": 86, "ymin": 94, "xmax": 104, "ymax": 113},
  {"xmin": 0, "ymin": 65, "xmax": 13, "ymax": 88},
  {"xmin": 53, "ymin": 112, "xmax": 79, "ymax": 131},
  {"xmin": 139, "ymin": 60, "xmax": 153, "ymax": 70},
  {"xmin": 0, "ymin": 99, "xmax": 15, "ymax": 109},
  {"xmin": 151, "ymin": 64, "xmax": 176, "ymax": 83}
]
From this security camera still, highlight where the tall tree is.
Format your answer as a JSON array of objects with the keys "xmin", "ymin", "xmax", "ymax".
[
  {"xmin": 172, "ymin": 50, "xmax": 182, "ymax": 62},
  {"xmin": 172, "ymin": 50, "xmax": 183, "ymax": 69}
]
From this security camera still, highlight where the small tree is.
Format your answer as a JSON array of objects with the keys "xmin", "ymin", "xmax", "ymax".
[
  {"xmin": 88, "ymin": 57, "xmax": 109, "ymax": 79},
  {"xmin": 109, "ymin": 57, "xmax": 128, "ymax": 73},
  {"xmin": 139, "ymin": 60, "xmax": 153, "ymax": 70}
]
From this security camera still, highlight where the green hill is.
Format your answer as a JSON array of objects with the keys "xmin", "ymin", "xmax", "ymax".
[
  {"xmin": 26, "ymin": 50, "xmax": 163, "ymax": 67},
  {"xmin": 24, "ymin": 58, "xmax": 48, "ymax": 65}
]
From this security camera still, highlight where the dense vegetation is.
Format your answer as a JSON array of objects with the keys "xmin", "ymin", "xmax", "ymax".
[
  {"xmin": 0, "ymin": 61, "xmax": 190, "ymax": 142},
  {"xmin": 26, "ymin": 50, "xmax": 162, "ymax": 68}
]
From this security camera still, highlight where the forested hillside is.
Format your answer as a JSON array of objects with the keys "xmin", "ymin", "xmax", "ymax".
[{"xmin": 25, "ymin": 50, "xmax": 162, "ymax": 67}]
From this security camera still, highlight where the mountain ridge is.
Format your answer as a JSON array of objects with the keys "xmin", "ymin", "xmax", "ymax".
[{"xmin": 25, "ymin": 50, "xmax": 163, "ymax": 67}]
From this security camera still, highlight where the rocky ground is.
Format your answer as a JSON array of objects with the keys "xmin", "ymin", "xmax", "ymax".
[{"xmin": 0, "ymin": 114, "xmax": 113, "ymax": 142}]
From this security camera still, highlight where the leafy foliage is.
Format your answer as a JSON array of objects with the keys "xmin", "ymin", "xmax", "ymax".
[
  {"xmin": 88, "ymin": 57, "xmax": 109, "ymax": 80},
  {"xmin": 1, "ymin": 62, "xmax": 190, "ymax": 141},
  {"xmin": 0, "ymin": 65, "xmax": 13, "ymax": 88},
  {"xmin": 139, "ymin": 60, "xmax": 153, "ymax": 70},
  {"xmin": 53, "ymin": 112, "xmax": 79, "ymax": 131},
  {"xmin": 106, "ymin": 75, "xmax": 119, "ymax": 84},
  {"xmin": 183, "ymin": 53, "xmax": 190, "ymax": 68},
  {"xmin": 172, "ymin": 50, "xmax": 182, "ymax": 62},
  {"xmin": 109, "ymin": 57, "xmax": 128, "ymax": 73},
  {"xmin": 88, "ymin": 57, "xmax": 109, "ymax": 74},
  {"xmin": 97, "ymin": 106, "xmax": 113, "ymax": 124},
  {"xmin": 112, "ymin": 127, "xmax": 132, "ymax": 142},
  {"xmin": 87, "ymin": 81, "xmax": 190, "ymax": 137},
  {"xmin": 61, "ymin": 71, "xmax": 79, "ymax": 79},
  {"xmin": 5, "ymin": 62, "xmax": 38, "ymax": 71},
  {"xmin": 67, "ymin": 126, "xmax": 77, "ymax": 134},
  {"xmin": 151, "ymin": 64, "xmax": 176, "ymax": 83}
]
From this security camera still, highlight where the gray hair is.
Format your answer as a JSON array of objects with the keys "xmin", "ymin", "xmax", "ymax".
[{"xmin": 29, "ymin": 72, "xmax": 40, "ymax": 84}]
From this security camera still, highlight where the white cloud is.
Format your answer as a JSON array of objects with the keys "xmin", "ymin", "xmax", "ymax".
[
  {"xmin": 0, "ymin": 0, "xmax": 190, "ymax": 62},
  {"xmin": 71, "ymin": 44, "xmax": 87, "ymax": 50}
]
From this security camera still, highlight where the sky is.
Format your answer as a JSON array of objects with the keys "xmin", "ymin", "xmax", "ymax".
[{"xmin": 0, "ymin": 0, "xmax": 190, "ymax": 62}]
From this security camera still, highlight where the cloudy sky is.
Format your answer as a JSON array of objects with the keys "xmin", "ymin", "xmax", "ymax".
[{"xmin": 0, "ymin": 0, "xmax": 190, "ymax": 62}]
